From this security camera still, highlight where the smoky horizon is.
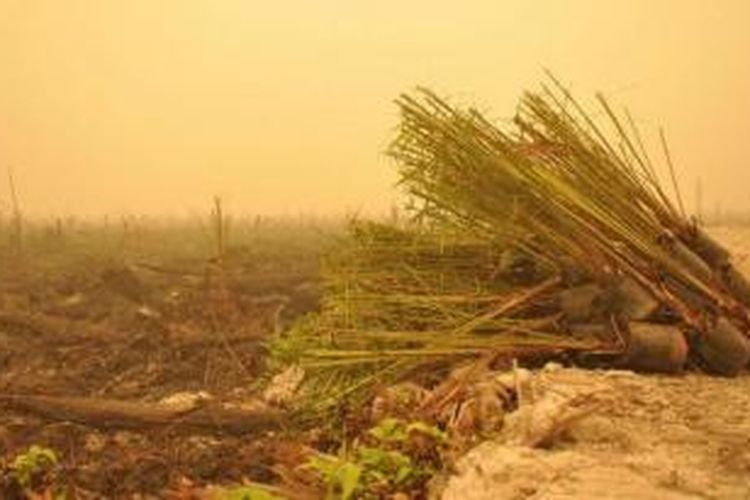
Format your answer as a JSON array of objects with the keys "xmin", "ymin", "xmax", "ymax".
[{"xmin": 1, "ymin": 1, "xmax": 749, "ymax": 218}]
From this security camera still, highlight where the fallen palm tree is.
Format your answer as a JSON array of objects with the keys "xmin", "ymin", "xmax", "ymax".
[{"xmin": 273, "ymin": 76, "xmax": 750, "ymax": 422}]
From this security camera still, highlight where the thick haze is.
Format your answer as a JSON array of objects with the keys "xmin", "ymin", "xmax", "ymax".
[{"xmin": 1, "ymin": 0, "xmax": 749, "ymax": 218}]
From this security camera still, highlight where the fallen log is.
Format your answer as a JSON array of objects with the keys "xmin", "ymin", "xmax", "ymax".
[{"xmin": 0, "ymin": 394, "xmax": 285, "ymax": 435}]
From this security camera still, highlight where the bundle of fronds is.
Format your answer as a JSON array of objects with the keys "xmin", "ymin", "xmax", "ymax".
[
  {"xmin": 388, "ymin": 76, "xmax": 750, "ymax": 360},
  {"xmin": 322, "ymin": 220, "xmax": 539, "ymax": 331},
  {"xmin": 273, "ymin": 220, "xmax": 609, "ymax": 423},
  {"xmin": 396, "ymin": 83, "xmax": 726, "ymax": 319},
  {"xmin": 274, "ymin": 75, "xmax": 750, "ymax": 423}
]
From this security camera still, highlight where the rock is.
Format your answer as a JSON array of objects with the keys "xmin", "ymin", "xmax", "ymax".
[
  {"xmin": 501, "ymin": 386, "xmax": 605, "ymax": 448},
  {"xmin": 263, "ymin": 365, "xmax": 305, "ymax": 406}
]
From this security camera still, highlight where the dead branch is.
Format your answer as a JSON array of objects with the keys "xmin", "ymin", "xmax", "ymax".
[{"xmin": 0, "ymin": 394, "xmax": 286, "ymax": 435}]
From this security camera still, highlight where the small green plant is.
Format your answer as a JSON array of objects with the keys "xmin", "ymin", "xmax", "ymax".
[
  {"xmin": 368, "ymin": 417, "xmax": 448, "ymax": 445},
  {"xmin": 11, "ymin": 445, "xmax": 59, "ymax": 489},
  {"xmin": 306, "ymin": 454, "xmax": 362, "ymax": 500},
  {"xmin": 5, "ymin": 445, "xmax": 66, "ymax": 499},
  {"xmin": 219, "ymin": 484, "xmax": 287, "ymax": 500},
  {"xmin": 305, "ymin": 418, "xmax": 448, "ymax": 499}
]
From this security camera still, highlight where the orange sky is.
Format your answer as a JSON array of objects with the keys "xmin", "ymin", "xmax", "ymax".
[{"xmin": 1, "ymin": 0, "xmax": 749, "ymax": 217}]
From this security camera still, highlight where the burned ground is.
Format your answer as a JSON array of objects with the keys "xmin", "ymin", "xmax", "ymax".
[
  {"xmin": 0, "ymin": 219, "xmax": 328, "ymax": 498},
  {"xmin": 1, "ymin": 222, "xmax": 750, "ymax": 499}
]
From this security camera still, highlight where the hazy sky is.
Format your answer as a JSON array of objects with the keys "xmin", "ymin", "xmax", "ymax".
[{"xmin": 1, "ymin": 0, "xmax": 749, "ymax": 217}]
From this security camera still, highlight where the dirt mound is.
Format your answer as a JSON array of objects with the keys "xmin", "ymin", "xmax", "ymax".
[{"xmin": 442, "ymin": 367, "xmax": 750, "ymax": 499}]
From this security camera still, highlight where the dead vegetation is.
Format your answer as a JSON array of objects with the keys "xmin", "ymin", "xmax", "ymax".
[
  {"xmin": 261, "ymin": 78, "xmax": 750, "ymax": 498},
  {"xmin": 0, "ymin": 214, "xmax": 335, "ymax": 497},
  {"xmin": 3, "ymin": 78, "xmax": 750, "ymax": 499}
]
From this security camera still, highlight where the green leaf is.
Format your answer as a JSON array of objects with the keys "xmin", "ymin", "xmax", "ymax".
[
  {"xmin": 305, "ymin": 453, "xmax": 363, "ymax": 500},
  {"xmin": 357, "ymin": 447, "xmax": 412, "ymax": 473},
  {"xmin": 11, "ymin": 445, "xmax": 59, "ymax": 488},
  {"xmin": 406, "ymin": 421, "xmax": 448, "ymax": 443},
  {"xmin": 395, "ymin": 464, "xmax": 415, "ymax": 484},
  {"xmin": 369, "ymin": 418, "xmax": 408, "ymax": 443},
  {"xmin": 220, "ymin": 485, "xmax": 286, "ymax": 500},
  {"xmin": 337, "ymin": 462, "xmax": 363, "ymax": 500}
]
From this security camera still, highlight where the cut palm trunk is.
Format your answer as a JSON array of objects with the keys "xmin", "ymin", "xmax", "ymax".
[
  {"xmin": 560, "ymin": 278, "xmax": 660, "ymax": 323},
  {"xmin": 616, "ymin": 322, "xmax": 688, "ymax": 374},
  {"xmin": 721, "ymin": 265, "xmax": 750, "ymax": 308},
  {"xmin": 680, "ymin": 226, "xmax": 731, "ymax": 269},
  {"xmin": 689, "ymin": 317, "xmax": 750, "ymax": 376}
]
